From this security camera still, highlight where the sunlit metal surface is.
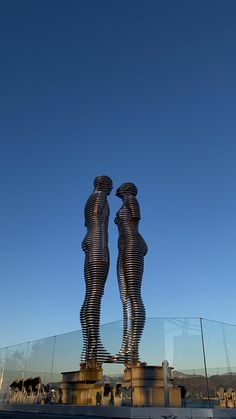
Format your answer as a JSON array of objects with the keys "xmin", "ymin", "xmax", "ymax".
[
  {"xmin": 80, "ymin": 175, "xmax": 113, "ymax": 363},
  {"xmin": 115, "ymin": 182, "xmax": 148, "ymax": 364}
]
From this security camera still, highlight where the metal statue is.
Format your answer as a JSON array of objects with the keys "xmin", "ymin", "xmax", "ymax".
[
  {"xmin": 115, "ymin": 182, "xmax": 148, "ymax": 364},
  {"xmin": 80, "ymin": 175, "xmax": 113, "ymax": 363}
]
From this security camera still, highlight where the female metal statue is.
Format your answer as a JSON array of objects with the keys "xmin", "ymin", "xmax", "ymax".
[
  {"xmin": 115, "ymin": 182, "xmax": 148, "ymax": 364},
  {"xmin": 80, "ymin": 175, "xmax": 113, "ymax": 363}
]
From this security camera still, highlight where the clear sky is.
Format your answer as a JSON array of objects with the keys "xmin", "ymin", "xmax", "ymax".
[{"xmin": 0, "ymin": 0, "xmax": 236, "ymax": 348}]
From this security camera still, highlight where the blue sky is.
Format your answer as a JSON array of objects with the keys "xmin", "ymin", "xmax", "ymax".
[{"xmin": 0, "ymin": 0, "xmax": 236, "ymax": 347}]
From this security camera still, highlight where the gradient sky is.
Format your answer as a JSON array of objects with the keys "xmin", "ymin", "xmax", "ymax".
[{"xmin": 1, "ymin": 0, "xmax": 236, "ymax": 348}]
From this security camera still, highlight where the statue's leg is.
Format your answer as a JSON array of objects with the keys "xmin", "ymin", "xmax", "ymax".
[
  {"xmin": 124, "ymin": 254, "xmax": 146, "ymax": 364},
  {"xmin": 87, "ymin": 260, "xmax": 107, "ymax": 360},
  {"xmin": 80, "ymin": 254, "xmax": 90, "ymax": 361},
  {"xmin": 81, "ymin": 257, "xmax": 111, "ymax": 362},
  {"xmin": 116, "ymin": 255, "xmax": 130, "ymax": 361}
]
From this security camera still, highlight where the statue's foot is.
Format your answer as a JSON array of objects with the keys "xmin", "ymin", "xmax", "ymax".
[
  {"xmin": 81, "ymin": 341, "xmax": 115, "ymax": 364},
  {"xmin": 96, "ymin": 341, "xmax": 114, "ymax": 363},
  {"xmin": 113, "ymin": 348, "xmax": 131, "ymax": 364},
  {"xmin": 101, "ymin": 353, "xmax": 118, "ymax": 363}
]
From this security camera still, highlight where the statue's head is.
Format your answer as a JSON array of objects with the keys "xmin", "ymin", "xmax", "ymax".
[
  {"xmin": 116, "ymin": 182, "xmax": 138, "ymax": 198},
  {"xmin": 94, "ymin": 175, "xmax": 113, "ymax": 194}
]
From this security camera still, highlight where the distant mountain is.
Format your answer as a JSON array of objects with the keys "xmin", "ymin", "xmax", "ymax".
[
  {"xmin": 174, "ymin": 372, "xmax": 236, "ymax": 399},
  {"xmin": 102, "ymin": 371, "xmax": 236, "ymax": 401}
]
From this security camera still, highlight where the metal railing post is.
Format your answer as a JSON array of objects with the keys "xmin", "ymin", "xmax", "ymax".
[
  {"xmin": 162, "ymin": 360, "xmax": 170, "ymax": 407},
  {"xmin": 200, "ymin": 318, "xmax": 210, "ymax": 408}
]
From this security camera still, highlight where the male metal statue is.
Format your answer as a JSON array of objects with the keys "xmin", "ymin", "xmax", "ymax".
[
  {"xmin": 115, "ymin": 182, "xmax": 148, "ymax": 364},
  {"xmin": 80, "ymin": 175, "xmax": 113, "ymax": 363}
]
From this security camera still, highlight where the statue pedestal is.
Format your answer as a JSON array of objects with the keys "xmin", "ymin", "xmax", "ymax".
[
  {"xmin": 61, "ymin": 363, "xmax": 103, "ymax": 405},
  {"xmin": 60, "ymin": 363, "xmax": 181, "ymax": 407},
  {"xmin": 124, "ymin": 364, "xmax": 181, "ymax": 407}
]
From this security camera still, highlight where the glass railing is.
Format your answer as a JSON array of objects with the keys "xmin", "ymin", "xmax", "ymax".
[{"xmin": 1, "ymin": 317, "xmax": 236, "ymax": 407}]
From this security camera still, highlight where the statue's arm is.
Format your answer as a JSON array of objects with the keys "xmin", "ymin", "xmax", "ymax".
[
  {"xmin": 82, "ymin": 192, "xmax": 107, "ymax": 251},
  {"xmin": 126, "ymin": 196, "xmax": 140, "ymax": 219},
  {"xmin": 92, "ymin": 192, "xmax": 107, "ymax": 219},
  {"xmin": 84, "ymin": 192, "xmax": 106, "ymax": 223}
]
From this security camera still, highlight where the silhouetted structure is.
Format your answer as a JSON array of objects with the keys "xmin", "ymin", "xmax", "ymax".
[
  {"xmin": 80, "ymin": 175, "xmax": 113, "ymax": 363},
  {"xmin": 115, "ymin": 182, "xmax": 148, "ymax": 363}
]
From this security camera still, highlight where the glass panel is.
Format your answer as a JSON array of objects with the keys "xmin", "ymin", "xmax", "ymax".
[
  {"xmin": 0, "ymin": 347, "xmax": 6, "ymax": 402},
  {"xmin": 142, "ymin": 318, "xmax": 208, "ymax": 407},
  {"xmin": 0, "ymin": 343, "xmax": 29, "ymax": 403},
  {"xmin": 141, "ymin": 318, "xmax": 166, "ymax": 365},
  {"xmin": 167, "ymin": 317, "xmax": 208, "ymax": 408},
  {"xmin": 101, "ymin": 320, "xmax": 124, "ymax": 379},
  {"xmin": 202, "ymin": 318, "xmax": 236, "ymax": 407},
  {"xmin": 52, "ymin": 329, "xmax": 83, "ymax": 384},
  {"xmin": 99, "ymin": 318, "xmax": 208, "ymax": 407},
  {"xmin": 5, "ymin": 318, "xmax": 236, "ymax": 407},
  {"xmin": 24, "ymin": 336, "xmax": 55, "ymax": 387},
  {"xmin": 141, "ymin": 318, "xmax": 204, "ymax": 368}
]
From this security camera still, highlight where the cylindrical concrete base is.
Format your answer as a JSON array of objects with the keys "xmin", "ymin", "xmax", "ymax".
[
  {"xmin": 61, "ymin": 366, "xmax": 103, "ymax": 405},
  {"xmin": 124, "ymin": 365, "xmax": 181, "ymax": 407}
]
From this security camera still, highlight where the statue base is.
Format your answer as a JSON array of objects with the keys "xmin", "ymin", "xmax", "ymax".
[
  {"xmin": 60, "ymin": 362, "xmax": 181, "ymax": 407},
  {"xmin": 123, "ymin": 364, "xmax": 181, "ymax": 407},
  {"xmin": 61, "ymin": 363, "xmax": 103, "ymax": 404}
]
